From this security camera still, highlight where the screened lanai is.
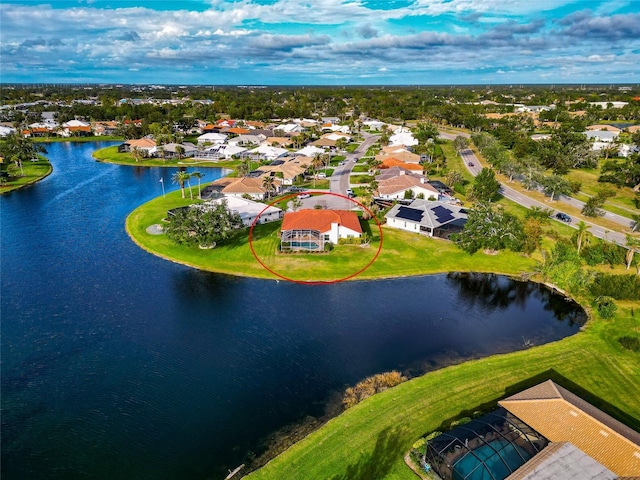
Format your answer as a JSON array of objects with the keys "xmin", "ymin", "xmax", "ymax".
[{"xmin": 424, "ymin": 407, "xmax": 548, "ymax": 480}]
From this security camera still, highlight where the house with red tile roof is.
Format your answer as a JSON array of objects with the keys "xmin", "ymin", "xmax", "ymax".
[
  {"xmin": 380, "ymin": 157, "xmax": 423, "ymax": 171},
  {"xmin": 280, "ymin": 209, "xmax": 362, "ymax": 252}
]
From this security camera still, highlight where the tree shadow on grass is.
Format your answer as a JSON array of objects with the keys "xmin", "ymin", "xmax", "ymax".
[{"xmin": 328, "ymin": 426, "xmax": 406, "ymax": 480}]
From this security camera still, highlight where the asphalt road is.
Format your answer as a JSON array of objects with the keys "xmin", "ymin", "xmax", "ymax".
[{"xmin": 458, "ymin": 145, "xmax": 631, "ymax": 246}]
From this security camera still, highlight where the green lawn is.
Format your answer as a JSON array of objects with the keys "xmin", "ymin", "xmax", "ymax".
[
  {"xmin": 0, "ymin": 158, "xmax": 52, "ymax": 194},
  {"xmin": 566, "ymin": 165, "xmax": 638, "ymax": 216},
  {"xmin": 93, "ymin": 145, "xmax": 241, "ymax": 169},
  {"xmin": 127, "ymin": 190, "xmax": 537, "ymax": 282}
]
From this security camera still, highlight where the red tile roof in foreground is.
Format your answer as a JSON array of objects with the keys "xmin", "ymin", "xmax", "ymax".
[{"xmin": 281, "ymin": 210, "xmax": 362, "ymax": 234}]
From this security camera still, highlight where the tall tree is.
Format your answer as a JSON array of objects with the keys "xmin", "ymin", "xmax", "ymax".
[
  {"xmin": 453, "ymin": 135, "xmax": 469, "ymax": 155},
  {"xmin": 469, "ymin": 168, "xmax": 500, "ymax": 202},
  {"xmin": 541, "ymin": 174, "xmax": 571, "ymax": 202},
  {"xmin": 191, "ymin": 171, "xmax": 205, "ymax": 199},
  {"xmin": 0, "ymin": 133, "xmax": 47, "ymax": 176},
  {"xmin": 575, "ymin": 221, "xmax": 591, "ymax": 254},
  {"xmin": 625, "ymin": 235, "xmax": 640, "ymax": 272},
  {"xmin": 262, "ymin": 175, "xmax": 276, "ymax": 200},
  {"xmin": 172, "ymin": 170, "xmax": 191, "ymax": 199}
]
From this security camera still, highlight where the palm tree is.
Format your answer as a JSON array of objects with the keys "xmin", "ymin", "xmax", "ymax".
[
  {"xmin": 625, "ymin": 235, "xmax": 640, "ymax": 272},
  {"xmin": 175, "ymin": 145, "xmax": 185, "ymax": 161},
  {"xmin": 575, "ymin": 221, "xmax": 591, "ymax": 254},
  {"xmin": 262, "ymin": 175, "xmax": 276, "ymax": 200},
  {"xmin": 311, "ymin": 153, "xmax": 324, "ymax": 187},
  {"xmin": 172, "ymin": 170, "xmax": 191, "ymax": 199},
  {"xmin": 132, "ymin": 146, "xmax": 140, "ymax": 162},
  {"xmin": 191, "ymin": 171, "xmax": 205, "ymax": 199}
]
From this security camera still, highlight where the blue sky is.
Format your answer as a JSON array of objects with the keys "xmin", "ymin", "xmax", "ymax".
[{"xmin": 1, "ymin": 0, "xmax": 639, "ymax": 85}]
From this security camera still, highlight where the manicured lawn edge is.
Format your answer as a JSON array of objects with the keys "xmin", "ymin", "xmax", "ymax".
[
  {"xmin": 93, "ymin": 145, "xmax": 241, "ymax": 169},
  {"xmin": 0, "ymin": 159, "xmax": 52, "ymax": 194}
]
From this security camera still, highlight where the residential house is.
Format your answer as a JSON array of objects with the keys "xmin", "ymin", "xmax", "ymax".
[
  {"xmin": 389, "ymin": 127, "xmax": 418, "ymax": 147},
  {"xmin": 377, "ymin": 175, "xmax": 439, "ymax": 200},
  {"xmin": 92, "ymin": 121, "xmax": 119, "ymax": 136},
  {"xmin": 380, "ymin": 157, "xmax": 424, "ymax": 172},
  {"xmin": 377, "ymin": 147, "xmax": 421, "ymax": 164},
  {"xmin": 256, "ymin": 156, "xmax": 310, "ymax": 185},
  {"xmin": 295, "ymin": 145, "xmax": 326, "ymax": 158},
  {"xmin": 309, "ymin": 137, "xmax": 337, "ymax": 149},
  {"xmin": 197, "ymin": 132, "xmax": 227, "ymax": 145},
  {"xmin": 245, "ymin": 144, "xmax": 289, "ymax": 161},
  {"xmin": 385, "ymin": 199, "xmax": 467, "ymax": 238},
  {"xmin": 227, "ymin": 134, "xmax": 266, "ymax": 147},
  {"xmin": 207, "ymin": 196, "xmax": 283, "ymax": 227},
  {"xmin": 498, "ymin": 380, "xmax": 640, "ymax": 478},
  {"xmin": 586, "ymin": 124, "xmax": 622, "ymax": 134},
  {"xmin": 222, "ymin": 127, "xmax": 251, "ymax": 136},
  {"xmin": 203, "ymin": 144, "xmax": 247, "ymax": 160},
  {"xmin": 375, "ymin": 166, "xmax": 425, "ymax": 182},
  {"xmin": 280, "ymin": 209, "xmax": 362, "ymax": 252},
  {"xmin": 216, "ymin": 176, "xmax": 280, "ymax": 200},
  {"xmin": 583, "ymin": 130, "xmax": 619, "ymax": 143},
  {"xmin": 61, "ymin": 119, "xmax": 92, "ymax": 137},
  {"xmin": 161, "ymin": 142, "xmax": 197, "ymax": 159},
  {"xmin": 265, "ymin": 137, "xmax": 293, "ymax": 147},
  {"xmin": 118, "ymin": 138, "xmax": 157, "ymax": 154}
]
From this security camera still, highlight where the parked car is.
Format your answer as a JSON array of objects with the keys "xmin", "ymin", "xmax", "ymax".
[
  {"xmin": 346, "ymin": 189, "xmax": 355, "ymax": 198},
  {"xmin": 287, "ymin": 186, "xmax": 304, "ymax": 193},
  {"xmin": 555, "ymin": 212, "xmax": 571, "ymax": 223},
  {"xmin": 317, "ymin": 172, "xmax": 326, "ymax": 178},
  {"xmin": 298, "ymin": 193, "xmax": 311, "ymax": 199}
]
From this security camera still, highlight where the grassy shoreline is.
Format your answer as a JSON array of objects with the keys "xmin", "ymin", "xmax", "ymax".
[
  {"xmin": 93, "ymin": 145, "xmax": 241, "ymax": 169},
  {"xmin": 125, "ymin": 189, "xmax": 640, "ymax": 480},
  {"xmin": 0, "ymin": 158, "xmax": 52, "ymax": 194}
]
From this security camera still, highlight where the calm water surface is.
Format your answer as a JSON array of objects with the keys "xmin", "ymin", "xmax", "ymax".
[{"xmin": 1, "ymin": 142, "xmax": 585, "ymax": 479}]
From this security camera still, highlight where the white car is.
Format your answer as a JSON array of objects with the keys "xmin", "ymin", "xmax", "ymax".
[{"xmin": 298, "ymin": 193, "xmax": 311, "ymax": 199}]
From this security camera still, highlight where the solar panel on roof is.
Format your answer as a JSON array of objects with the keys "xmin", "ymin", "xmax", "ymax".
[
  {"xmin": 396, "ymin": 206, "xmax": 424, "ymax": 222},
  {"xmin": 431, "ymin": 205, "xmax": 455, "ymax": 223}
]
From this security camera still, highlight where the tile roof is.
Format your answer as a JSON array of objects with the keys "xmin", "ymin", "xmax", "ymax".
[
  {"xmin": 377, "ymin": 175, "xmax": 438, "ymax": 196},
  {"xmin": 281, "ymin": 210, "xmax": 362, "ymax": 235},
  {"xmin": 499, "ymin": 380, "xmax": 640, "ymax": 477},
  {"xmin": 125, "ymin": 138, "xmax": 157, "ymax": 148},
  {"xmin": 506, "ymin": 442, "xmax": 617, "ymax": 480},
  {"xmin": 380, "ymin": 158, "xmax": 423, "ymax": 171},
  {"xmin": 220, "ymin": 176, "xmax": 279, "ymax": 195}
]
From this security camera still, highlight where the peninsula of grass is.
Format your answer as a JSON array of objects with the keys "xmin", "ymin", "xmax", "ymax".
[
  {"xmin": 0, "ymin": 158, "xmax": 52, "ymax": 194},
  {"xmin": 126, "ymin": 189, "xmax": 536, "ymax": 282},
  {"xmin": 93, "ymin": 145, "xmax": 241, "ymax": 169}
]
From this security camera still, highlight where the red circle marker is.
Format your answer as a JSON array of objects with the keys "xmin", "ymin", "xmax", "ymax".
[{"xmin": 249, "ymin": 192, "xmax": 383, "ymax": 285}]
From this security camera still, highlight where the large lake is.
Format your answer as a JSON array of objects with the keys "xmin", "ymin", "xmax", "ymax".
[{"xmin": 1, "ymin": 142, "xmax": 585, "ymax": 479}]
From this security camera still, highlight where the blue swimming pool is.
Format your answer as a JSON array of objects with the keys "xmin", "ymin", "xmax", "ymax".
[
  {"xmin": 287, "ymin": 241, "xmax": 320, "ymax": 249},
  {"xmin": 452, "ymin": 439, "xmax": 531, "ymax": 480}
]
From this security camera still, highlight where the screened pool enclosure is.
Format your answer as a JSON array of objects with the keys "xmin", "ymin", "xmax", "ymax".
[{"xmin": 424, "ymin": 408, "xmax": 548, "ymax": 480}]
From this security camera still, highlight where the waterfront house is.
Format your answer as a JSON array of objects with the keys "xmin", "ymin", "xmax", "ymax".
[
  {"xmin": 385, "ymin": 199, "xmax": 467, "ymax": 238},
  {"xmin": 118, "ymin": 138, "xmax": 157, "ymax": 154},
  {"xmin": 207, "ymin": 196, "xmax": 283, "ymax": 227},
  {"xmin": 216, "ymin": 176, "xmax": 281, "ymax": 200},
  {"xmin": 280, "ymin": 209, "xmax": 362, "ymax": 252}
]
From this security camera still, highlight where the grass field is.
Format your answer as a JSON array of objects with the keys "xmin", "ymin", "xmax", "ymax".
[
  {"xmin": 126, "ymin": 190, "xmax": 537, "ymax": 282},
  {"xmin": 0, "ymin": 158, "xmax": 52, "ymax": 194}
]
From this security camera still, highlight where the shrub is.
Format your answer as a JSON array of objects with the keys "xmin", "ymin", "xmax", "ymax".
[
  {"xmin": 592, "ymin": 296, "xmax": 617, "ymax": 319},
  {"xmin": 342, "ymin": 371, "xmax": 407, "ymax": 409},
  {"xmin": 589, "ymin": 274, "xmax": 640, "ymax": 300},
  {"xmin": 618, "ymin": 336, "xmax": 640, "ymax": 352},
  {"xmin": 581, "ymin": 241, "xmax": 626, "ymax": 267}
]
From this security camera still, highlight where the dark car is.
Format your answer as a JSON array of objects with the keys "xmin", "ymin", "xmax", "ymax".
[
  {"xmin": 467, "ymin": 162, "xmax": 475, "ymax": 167},
  {"xmin": 555, "ymin": 212, "xmax": 571, "ymax": 223}
]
